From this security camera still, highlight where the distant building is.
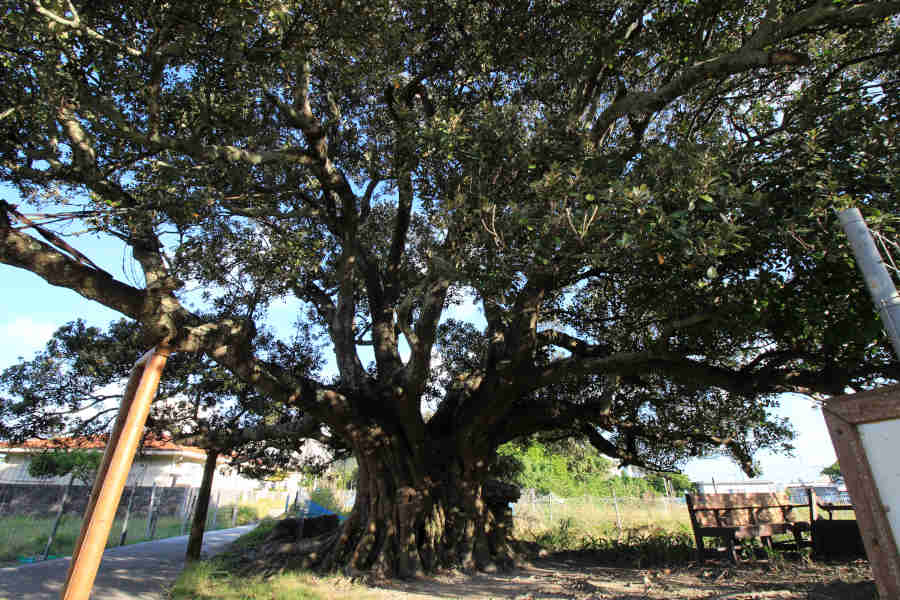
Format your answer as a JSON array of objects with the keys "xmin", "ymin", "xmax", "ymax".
[
  {"xmin": 0, "ymin": 435, "xmax": 258, "ymax": 491},
  {"xmin": 690, "ymin": 479, "xmax": 852, "ymax": 504},
  {"xmin": 692, "ymin": 480, "xmax": 777, "ymax": 494},
  {"xmin": 784, "ymin": 481, "xmax": 851, "ymax": 504}
]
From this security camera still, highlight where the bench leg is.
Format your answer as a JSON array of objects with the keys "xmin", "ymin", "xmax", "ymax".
[
  {"xmin": 695, "ymin": 537, "xmax": 706, "ymax": 562},
  {"xmin": 726, "ymin": 536, "xmax": 740, "ymax": 563},
  {"xmin": 693, "ymin": 533, "xmax": 706, "ymax": 562},
  {"xmin": 792, "ymin": 527, "xmax": 804, "ymax": 551}
]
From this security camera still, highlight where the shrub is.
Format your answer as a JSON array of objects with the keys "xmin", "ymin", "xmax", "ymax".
[{"xmin": 308, "ymin": 488, "xmax": 341, "ymax": 514}]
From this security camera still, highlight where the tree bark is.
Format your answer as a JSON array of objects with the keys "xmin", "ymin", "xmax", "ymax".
[
  {"xmin": 185, "ymin": 450, "xmax": 218, "ymax": 562},
  {"xmin": 314, "ymin": 425, "xmax": 519, "ymax": 578}
]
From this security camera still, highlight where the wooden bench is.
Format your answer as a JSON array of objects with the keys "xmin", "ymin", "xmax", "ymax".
[{"xmin": 685, "ymin": 492, "xmax": 812, "ymax": 562}]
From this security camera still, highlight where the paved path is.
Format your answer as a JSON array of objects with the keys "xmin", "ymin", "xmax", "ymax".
[{"xmin": 0, "ymin": 525, "xmax": 256, "ymax": 600}]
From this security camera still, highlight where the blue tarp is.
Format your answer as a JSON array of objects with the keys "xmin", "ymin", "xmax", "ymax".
[{"xmin": 302, "ymin": 499, "xmax": 347, "ymax": 522}]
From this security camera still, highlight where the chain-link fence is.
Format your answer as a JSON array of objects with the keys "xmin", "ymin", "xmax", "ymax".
[
  {"xmin": 512, "ymin": 492, "xmax": 690, "ymax": 539},
  {"xmin": 0, "ymin": 476, "xmax": 290, "ymax": 564}
]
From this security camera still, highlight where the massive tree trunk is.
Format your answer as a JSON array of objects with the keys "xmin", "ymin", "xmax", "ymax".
[{"xmin": 315, "ymin": 427, "xmax": 519, "ymax": 578}]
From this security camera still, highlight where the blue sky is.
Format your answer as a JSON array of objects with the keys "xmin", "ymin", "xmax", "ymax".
[{"xmin": 0, "ymin": 189, "xmax": 837, "ymax": 485}]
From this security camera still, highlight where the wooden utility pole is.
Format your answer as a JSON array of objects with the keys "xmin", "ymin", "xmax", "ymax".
[{"xmin": 60, "ymin": 347, "xmax": 170, "ymax": 600}]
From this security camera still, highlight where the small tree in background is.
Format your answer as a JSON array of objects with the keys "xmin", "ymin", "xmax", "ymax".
[
  {"xmin": 28, "ymin": 449, "xmax": 101, "ymax": 560},
  {"xmin": 821, "ymin": 461, "xmax": 843, "ymax": 484},
  {"xmin": 2, "ymin": 318, "xmax": 324, "ymax": 562},
  {"xmin": 644, "ymin": 472, "xmax": 693, "ymax": 496}
]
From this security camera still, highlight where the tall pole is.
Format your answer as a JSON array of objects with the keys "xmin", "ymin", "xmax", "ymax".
[
  {"xmin": 61, "ymin": 347, "xmax": 170, "ymax": 600},
  {"xmin": 839, "ymin": 207, "xmax": 900, "ymax": 360}
]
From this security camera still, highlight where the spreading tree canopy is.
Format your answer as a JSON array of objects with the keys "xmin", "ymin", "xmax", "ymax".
[
  {"xmin": 1, "ymin": 0, "xmax": 899, "ymax": 576},
  {"xmin": 0, "ymin": 318, "xmax": 325, "ymax": 476}
]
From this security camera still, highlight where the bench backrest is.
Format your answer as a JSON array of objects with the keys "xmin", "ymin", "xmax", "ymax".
[{"xmin": 686, "ymin": 492, "xmax": 800, "ymax": 527}]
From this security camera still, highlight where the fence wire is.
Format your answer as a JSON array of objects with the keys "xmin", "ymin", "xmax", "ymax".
[{"xmin": 511, "ymin": 494, "xmax": 689, "ymax": 538}]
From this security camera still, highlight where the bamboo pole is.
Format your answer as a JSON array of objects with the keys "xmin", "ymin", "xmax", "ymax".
[{"xmin": 60, "ymin": 347, "xmax": 170, "ymax": 600}]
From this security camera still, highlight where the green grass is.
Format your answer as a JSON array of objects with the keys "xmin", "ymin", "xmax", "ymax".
[
  {"xmin": 0, "ymin": 514, "xmax": 184, "ymax": 562},
  {"xmin": 172, "ymin": 524, "xmax": 382, "ymax": 600},
  {"xmin": 171, "ymin": 560, "xmax": 326, "ymax": 600},
  {"xmin": 513, "ymin": 496, "xmax": 692, "ymax": 543}
]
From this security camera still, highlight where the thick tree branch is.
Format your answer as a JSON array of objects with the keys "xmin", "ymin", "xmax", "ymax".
[
  {"xmin": 175, "ymin": 418, "xmax": 322, "ymax": 451},
  {"xmin": 406, "ymin": 276, "xmax": 451, "ymax": 400},
  {"xmin": 0, "ymin": 204, "xmax": 146, "ymax": 318},
  {"xmin": 590, "ymin": 1, "xmax": 900, "ymax": 144}
]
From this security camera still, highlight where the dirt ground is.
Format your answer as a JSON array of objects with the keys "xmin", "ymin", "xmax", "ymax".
[{"xmin": 354, "ymin": 554, "xmax": 877, "ymax": 600}]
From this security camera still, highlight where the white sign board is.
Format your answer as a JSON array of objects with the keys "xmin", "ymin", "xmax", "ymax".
[
  {"xmin": 859, "ymin": 419, "xmax": 900, "ymax": 545},
  {"xmin": 824, "ymin": 385, "xmax": 900, "ymax": 599}
]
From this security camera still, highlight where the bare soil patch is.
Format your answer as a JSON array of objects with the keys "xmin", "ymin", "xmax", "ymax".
[{"xmin": 360, "ymin": 554, "xmax": 875, "ymax": 600}]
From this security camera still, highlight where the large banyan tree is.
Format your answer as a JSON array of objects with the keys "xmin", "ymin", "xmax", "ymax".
[{"xmin": 1, "ymin": 0, "xmax": 899, "ymax": 576}]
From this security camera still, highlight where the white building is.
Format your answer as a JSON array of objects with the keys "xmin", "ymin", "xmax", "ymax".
[
  {"xmin": 692, "ymin": 480, "xmax": 778, "ymax": 494},
  {"xmin": 0, "ymin": 436, "xmax": 259, "ymax": 491},
  {"xmin": 784, "ymin": 480, "xmax": 850, "ymax": 504}
]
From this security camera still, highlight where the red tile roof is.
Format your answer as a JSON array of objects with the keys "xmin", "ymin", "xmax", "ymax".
[{"xmin": 0, "ymin": 433, "xmax": 203, "ymax": 453}]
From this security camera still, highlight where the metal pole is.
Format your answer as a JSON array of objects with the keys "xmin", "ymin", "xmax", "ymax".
[
  {"xmin": 119, "ymin": 465, "xmax": 146, "ymax": 546},
  {"xmin": 43, "ymin": 472, "xmax": 75, "ymax": 560},
  {"xmin": 839, "ymin": 207, "xmax": 900, "ymax": 360},
  {"xmin": 211, "ymin": 491, "xmax": 221, "ymax": 530},
  {"xmin": 145, "ymin": 481, "xmax": 157, "ymax": 540},
  {"xmin": 61, "ymin": 347, "xmax": 170, "ymax": 600},
  {"xmin": 612, "ymin": 490, "xmax": 622, "ymax": 537}
]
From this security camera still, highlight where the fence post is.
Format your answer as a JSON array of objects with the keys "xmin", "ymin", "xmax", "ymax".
[
  {"xmin": 43, "ymin": 473, "xmax": 75, "ymax": 560},
  {"xmin": 145, "ymin": 481, "xmax": 157, "ymax": 540},
  {"xmin": 148, "ymin": 504, "xmax": 159, "ymax": 540},
  {"xmin": 612, "ymin": 490, "xmax": 623, "ymax": 537},
  {"xmin": 210, "ymin": 491, "xmax": 220, "ymax": 530},
  {"xmin": 118, "ymin": 465, "xmax": 145, "ymax": 546},
  {"xmin": 231, "ymin": 491, "xmax": 241, "ymax": 528},
  {"xmin": 0, "ymin": 482, "xmax": 11, "ymax": 517},
  {"xmin": 181, "ymin": 488, "xmax": 197, "ymax": 535},
  {"xmin": 180, "ymin": 486, "xmax": 191, "ymax": 520}
]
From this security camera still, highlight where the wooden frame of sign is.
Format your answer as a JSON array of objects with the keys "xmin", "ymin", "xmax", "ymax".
[{"xmin": 823, "ymin": 384, "xmax": 900, "ymax": 600}]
